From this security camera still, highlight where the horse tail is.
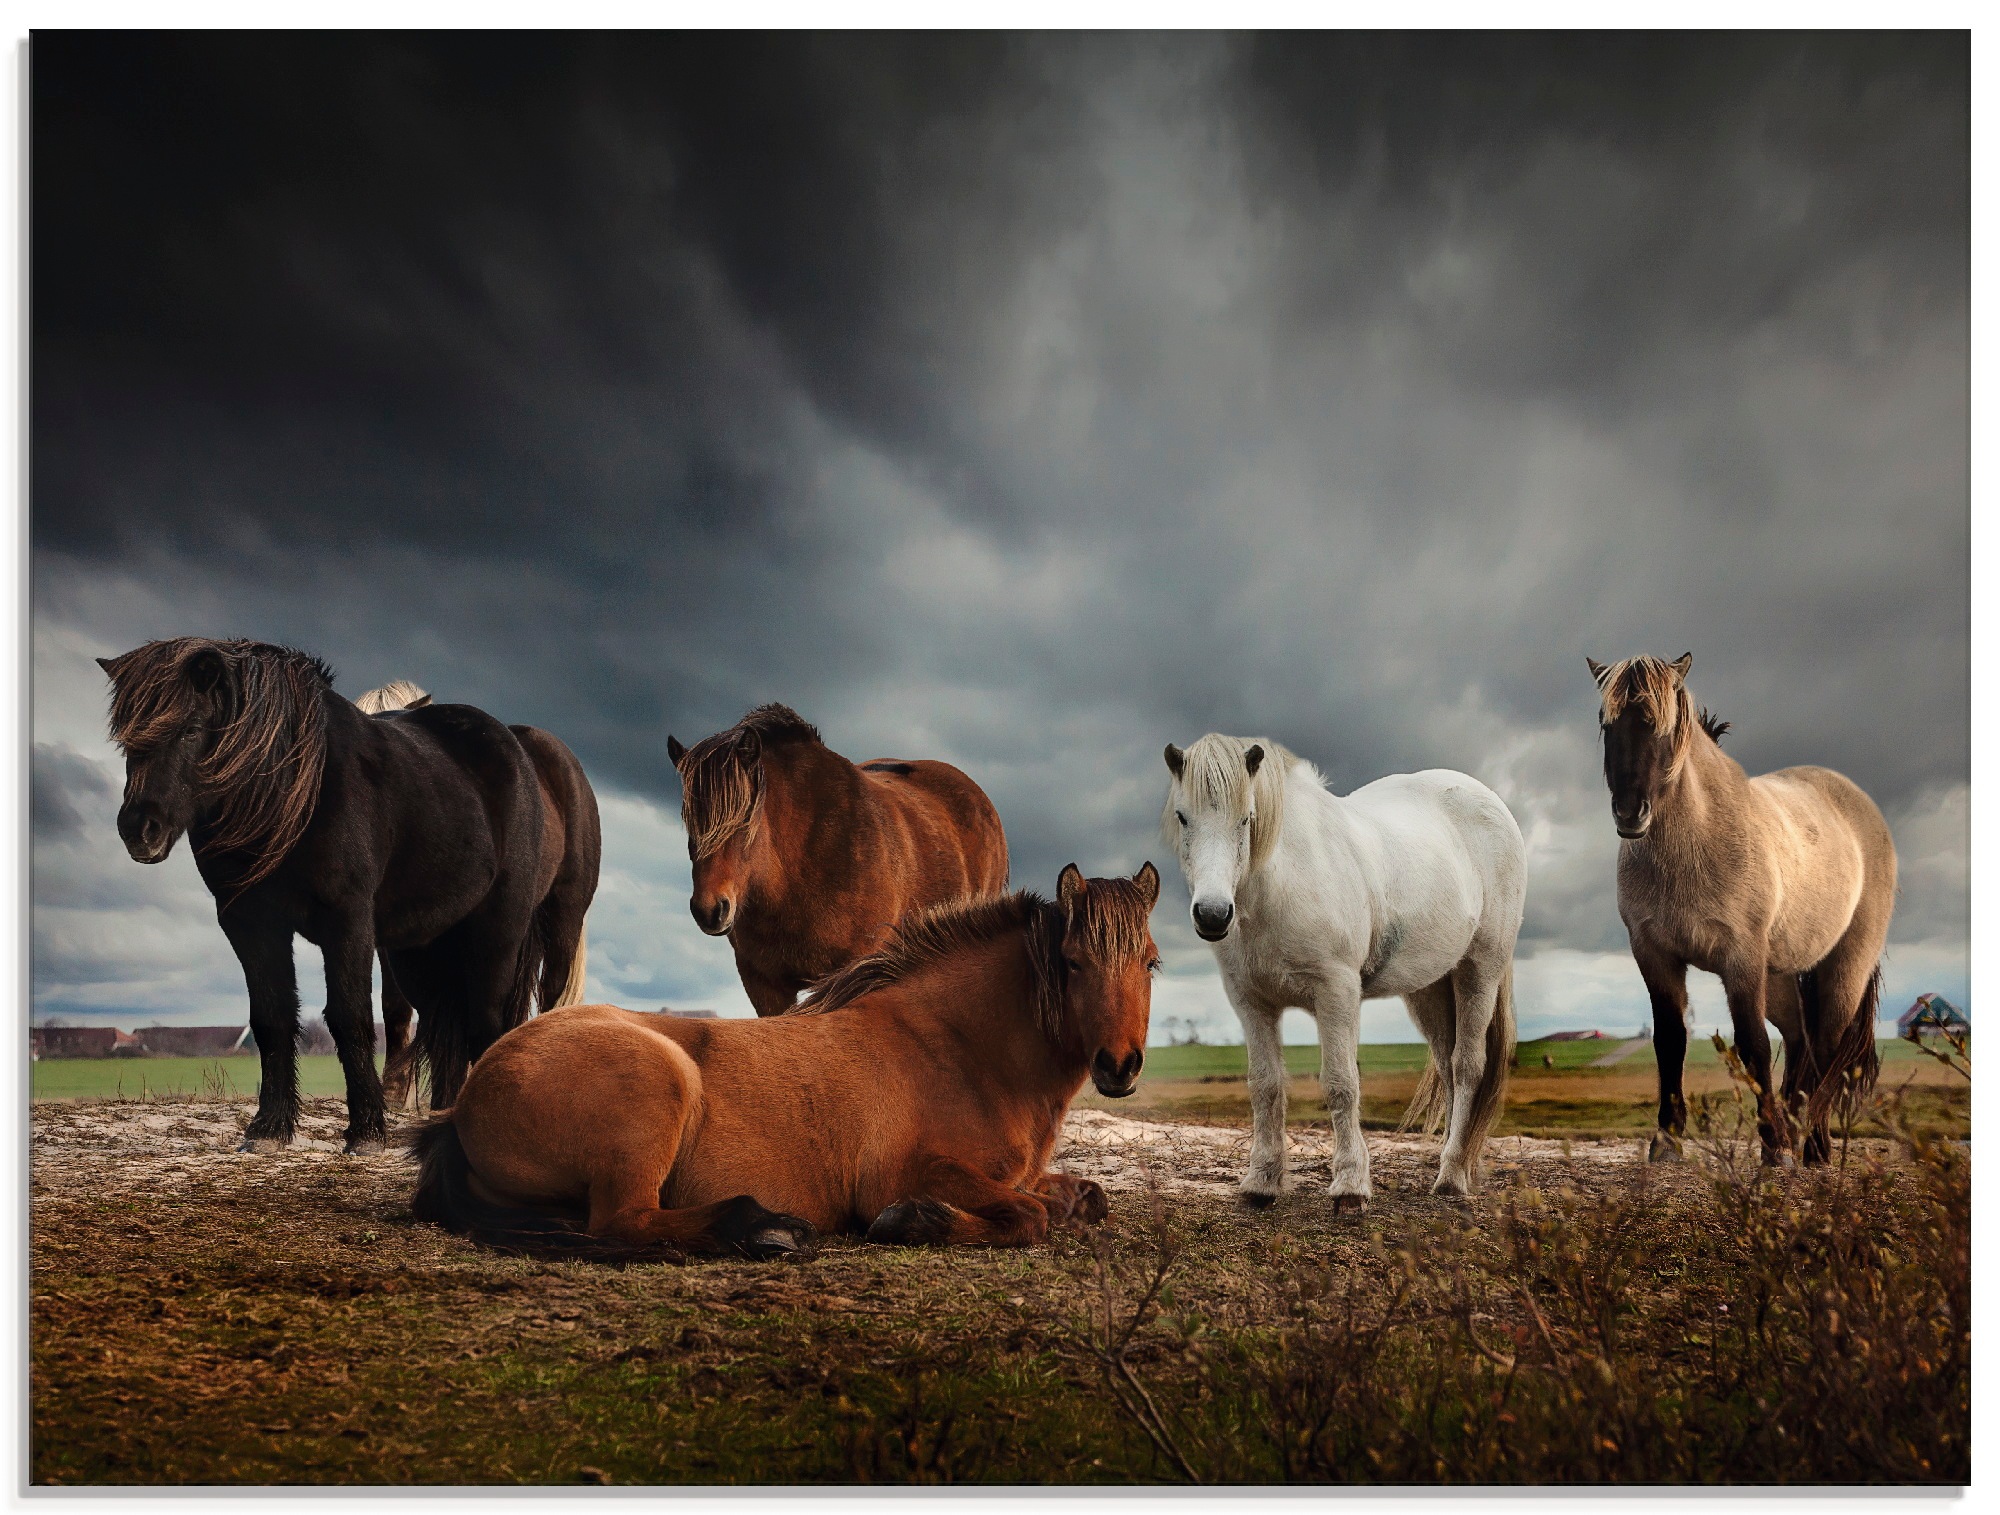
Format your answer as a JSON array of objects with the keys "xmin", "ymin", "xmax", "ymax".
[
  {"xmin": 407, "ymin": 1115, "xmax": 682, "ymax": 1262},
  {"xmin": 1804, "ymin": 961, "xmax": 1884, "ymax": 1129},
  {"xmin": 1397, "ymin": 965, "xmax": 1516, "ymax": 1176},
  {"xmin": 1399, "ymin": 981, "xmax": 1453, "ymax": 1137},
  {"xmin": 553, "ymin": 920, "xmax": 589, "ymax": 1009},
  {"xmin": 1459, "ymin": 962, "xmax": 1516, "ymax": 1175}
]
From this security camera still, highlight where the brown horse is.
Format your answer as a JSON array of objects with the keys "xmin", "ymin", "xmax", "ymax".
[
  {"xmin": 355, "ymin": 678, "xmax": 596, "ymax": 1109},
  {"xmin": 666, "ymin": 705, "xmax": 1009, "ymax": 1015},
  {"xmin": 411, "ymin": 863, "xmax": 1160, "ymax": 1257},
  {"xmin": 1588, "ymin": 653, "xmax": 1897, "ymax": 1166}
]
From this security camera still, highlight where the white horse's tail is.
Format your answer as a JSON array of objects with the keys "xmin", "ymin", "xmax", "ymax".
[
  {"xmin": 553, "ymin": 921, "xmax": 589, "ymax": 1009},
  {"xmin": 1399, "ymin": 964, "xmax": 1516, "ymax": 1175}
]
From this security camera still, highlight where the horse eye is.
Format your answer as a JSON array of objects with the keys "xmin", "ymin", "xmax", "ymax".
[{"xmin": 1175, "ymin": 810, "xmax": 1187, "ymax": 827}]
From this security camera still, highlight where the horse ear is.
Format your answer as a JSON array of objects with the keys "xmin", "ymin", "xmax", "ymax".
[
  {"xmin": 1244, "ymin": 743, "xmax": 1264, "ymax": 777},
  {"xmin": 1163, "ymin": 743, "xmax": 1184, "ymax": 779},
  {"xmin": 1669, "ymin": 652, "xmax": 1692, "ymax": 683},
  {"xmin": 186, "ymin": 647, "xmax": 228, "ymax": 694},
  {"xmin": 1586, "ymin": 656, "xmax": 1611, "ymax": 687},
  {"xmin": 667, "ymin": 735, "xmax": 687, "ymax": 766},
  {"xmin": 1133, "ymin": 861, "xmax": 1160, "ymax": 908},
  {"xmin": 736, "ymin": 726, "xmax": 762, "ymax": 764},
  {"xmin": 95, "ymin": 656, "xmax": 115, "ymax": 675},
  {"xmin": 1057, "ymin": 863, "xmax": 1086, "ymax": 912},
  {"xmin": 408, "ymin": 693, "xmax": 432, "ymax": 709}
]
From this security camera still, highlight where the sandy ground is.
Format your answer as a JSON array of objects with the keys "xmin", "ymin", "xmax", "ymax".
[{"xmin": 29, "ymin": 1096, "xmax": 1658, "ymax": 1210}]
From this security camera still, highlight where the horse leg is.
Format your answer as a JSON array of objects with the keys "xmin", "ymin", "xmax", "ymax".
[
  {"xmin": 587, "ymin": 1178, "xmax": 814, "ymax": 1259},
  {"xmin": 1767, "ymin": 971, "xmax": 1813, "ymax": 1154},
  {"xmin": 1797, "ymin": 933, "xmax": 1887, "ymax": 1166},
  {"xmin": 1307, "ymin": 967, "xmax": 1370, "ymax": 1211},
  {"xmin": 1234, "ymin": 990, "xmax": 1289, "ymax": 1207},
  {"xmin": 322, "ymin": 916, "xmax": 389, "ymax": 1154},
  {"xmin": 222, "ymin": 915, "xmax": 301, "ymax": 1152},
  {"xmin": 865, "ymin": 1159, "xmax": 1054, "ymax": 1249},
  {"xmin": 378, "ymin": 955, "xmax": 420, "ymax": 1112},
  {"xmin": 1024, "ymin": 1171, "xmax": 1109, "ymax": 1227},
  {"xmin": 1433, "ymin": 957, "xmax": 1502, "ymax": 1196},
  {"xmin": 1632, "ymin": 943, "xmax": 1690, "ymax": 1161},
  {"xmin": 1720, "ymin": 955, "xmax": 1792, "ymax": 1164}
]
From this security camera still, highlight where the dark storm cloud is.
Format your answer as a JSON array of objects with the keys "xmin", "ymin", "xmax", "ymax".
[
  {"xmin": 31, "ymin": 743, "xmax": 111, "ymax": 843},
  {"xmin": 32, "ymin": 32, "xmax": 1968, "ymax": 1033}
]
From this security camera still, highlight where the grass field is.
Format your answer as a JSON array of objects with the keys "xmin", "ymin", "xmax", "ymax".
[{"xmin": 33, "ymin": 1037, "xmax": 1964, "ymax": 1143}]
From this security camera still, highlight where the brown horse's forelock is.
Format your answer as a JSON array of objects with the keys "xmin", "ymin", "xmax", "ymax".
[
  {"xmin": 795, "ymin": 880, "xmax": 1155, "ymax": 1045},
  {"xmin": 104, "ymin": 638, "xmax": 333, "ymax": 890},
  {"xmin": 1598, "ymin": 657, "xmax": 1731, "ymax": 761},
  {"xmin": 675, "ymin": 704, "xmax": 822, "ymax": 859}
]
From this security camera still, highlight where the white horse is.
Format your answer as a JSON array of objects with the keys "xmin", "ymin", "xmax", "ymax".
[{"xmin": 1161, "ymin": 735, "xmax": 1526, "ymax": 1204}]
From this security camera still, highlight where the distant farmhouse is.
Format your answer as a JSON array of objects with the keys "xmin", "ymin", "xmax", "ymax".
[
  {"xmin": 1897, "ymin": 993, "xmax": 1968, "ymax": 1038},
  {"xmin": 1541, "ymin": 1029, "xmax": 1607, "ymax": 1042},
  {"xmin": 33, "ymin": 1019, "xmax": 378, "ymax": 1059}
]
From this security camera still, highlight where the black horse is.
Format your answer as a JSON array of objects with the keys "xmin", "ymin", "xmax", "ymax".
[{"xmin": 100, "ymin": 638, "xmax": 601, "ymax": 1153}]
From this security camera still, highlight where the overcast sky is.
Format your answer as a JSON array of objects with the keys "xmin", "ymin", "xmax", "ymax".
[{"xmin": 32, "ymin": 33, "xmax": 1968, "ymax": 1044}]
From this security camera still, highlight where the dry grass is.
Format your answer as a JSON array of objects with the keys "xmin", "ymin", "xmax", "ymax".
[{"xmin": 29, "ymin": 1069, "xmax": 1967, "ymax": 1486}]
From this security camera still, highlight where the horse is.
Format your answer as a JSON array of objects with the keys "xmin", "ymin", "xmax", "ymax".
[
  {"xmin": 1161, "ymin": 735, "xmax": 1525, "ymax": 1205},
  {"xmin": 99, "ymin": 638, "xmax": 601, "ymax": 1152},
  {"xmin": 666, "ymin": 704, "xmax": 1009, "ymax": 1015},
  {"xmin": 1587, "ymin": 652, "xmax": 1896, "ymax": 1165},
  {"xmin": 410, "ymin": 863, "xmax": 1160, "ymax": 1258},
  {"xmin": 350, "ymin": 677, "xmax": 596, "ymax": 1111}
]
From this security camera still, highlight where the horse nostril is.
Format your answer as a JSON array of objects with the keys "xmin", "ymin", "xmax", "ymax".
[
  {"xmin": 1121, "ymin": 1050, "xmax": 1144, "ymax": 1081},
  {"xmin": 1192, "ymin": 900, "xmax": 1234, "ymax": 936}
]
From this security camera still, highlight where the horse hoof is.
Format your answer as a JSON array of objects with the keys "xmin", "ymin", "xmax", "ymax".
[
  {"xmin": 1238, "ymin": 1189, "xmax": 1279, "ymax": 1210},
  {"xmin": 866, "ymin": 1198, "xmax": 955, "ymax": 1247},
  {"xmin": 1762, "ymin": 1149, "xmax": 1796, "ymax": 1170},
  {"xmin": 237, "ymin": 1137, "xmax": 288, "ymax": 1154},
  {"xmin": 1429, "ymin": 1178, "xmax": 1468, "ymax": 1199},
  {"xmin": 1070, "ymin": 1180, "xmax": 1110, "ymax": 1226},
  {"xmin": 1647, "ymin": 1133, "xmax": 1684, "ymax": 1163},
  {"xmin": 1330, "ymin": 1193, "xmax": 1369, "ymax": 1214},
  {"xmin": 742, "ymin": 1216, "xmax": 815, "ymax": 1260},
  {"xmin": 344, "ymin": 1137, "xmax": 388, "ymax": 1156}
]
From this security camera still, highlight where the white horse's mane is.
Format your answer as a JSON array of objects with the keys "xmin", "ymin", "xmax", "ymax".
[
  {"xmin": 355, "ymin": 679, "xmax": 430, "ymax": 714},
  {"xmin": 1159, "ymin": 732, "xmax": 1303, "ymax": 876}
]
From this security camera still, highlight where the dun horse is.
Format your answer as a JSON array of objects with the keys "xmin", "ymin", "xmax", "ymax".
[
  {"xmin": 667, "ymin": 705, "xmax": 1009, "ymax": 1014},
  {"xmin": 1588, "ymin": 653, "xmax": 1896, "ymax": 1165},
  {"xmin": 101, "ymin": 639, "xmax": 600, "ymax": 1151},
  {"xmin": 1162, "ymin": 736, "xmax": 1525, "ymax": 1204},
  {"xmin": 352, "ymin": 678, "xmax": 595, "ymax": 1110},
  {"xmin": 411, "ymin": 864, "xmax": 1160, "ymax": 1256}
]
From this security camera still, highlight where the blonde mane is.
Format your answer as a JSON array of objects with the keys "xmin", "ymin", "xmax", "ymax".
[
  {"xmin": 1160, "ymin": 732, "xmax": 1296, "ymax": 874},
  {"xmin": 356, "ymin": 679, "xmax": 430, "ymax": 714}
]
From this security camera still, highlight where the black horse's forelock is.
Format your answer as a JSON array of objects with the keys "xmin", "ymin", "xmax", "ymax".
[{"xmin": 103, "ymin": 638, "xmax": 335, "ymax": 889}]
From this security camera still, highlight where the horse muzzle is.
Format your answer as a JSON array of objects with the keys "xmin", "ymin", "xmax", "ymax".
[
  {"xmin": 690, "ymin": 897, "xmax": 735, "ymax": 936},
  {"xmin": 1614, "ymin": 808, "xmax": 1653, "ymax": 841},
  {"xmin": 117, "ymin": 814, "xmax": 179, "ymax": 864},
  {"xmin": 1191, "ymin": 898, "xmax": 1235, "ymax": 942},
  {"xmin": 1091, "ymin": 1049, "xmax": 1144, "ymax": 1098}
]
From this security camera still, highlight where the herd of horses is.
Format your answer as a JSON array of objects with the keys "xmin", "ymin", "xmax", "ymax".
[{"xmin": 97, "ymin": 638, "xmax": 1896, "ymax": 1258}]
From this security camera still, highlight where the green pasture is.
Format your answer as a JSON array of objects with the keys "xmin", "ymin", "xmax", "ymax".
[
  {"xmin": 30, "ymin": 1055, "xmax": 363, "ymax": 1102},
  {"xmin": 30, "ymin": 1037, "xmax": 1942, "ymax": 1102}
]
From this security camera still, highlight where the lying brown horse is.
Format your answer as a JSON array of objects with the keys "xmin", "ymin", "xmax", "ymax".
[
  {"xmin": 666, "ymin": 704, "xmax": 1009, "ymax": 1014},
  {"xmin": 1589, "ymin": 652, "xmax": 1897, "ymax": 1166},
  {"xmin": 411, "ymin": 863, "xmax": 1159, "ymax": 1257}
]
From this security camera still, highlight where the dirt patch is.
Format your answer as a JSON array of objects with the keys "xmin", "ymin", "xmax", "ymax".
[{"xmin": 30, "ymin": 1096, "xmax": 1938, "ymax": 1485}]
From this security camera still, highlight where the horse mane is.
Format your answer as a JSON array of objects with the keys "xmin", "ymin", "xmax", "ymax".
[
  {"xmin": 1698, "ymin": 708, "xmax": 1730, "ymax": 743},
  {"xmin": 1159, "ymin": 732, "xmax": 1295, "ymax": 874},
  {"xmin": 102, "ymin": 637, "xmax": 335, "ymax": 889},
  {"xmin": 794, "ymin": 879, "xmax": 1156, "ymax": 1045},
  {"xmin": 674, "ymin": 703, "xmax": 823, "ymax": 860},
  {"xmin": 356, "ymin": 679, "xmax": 430, "ymax": 714}
]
